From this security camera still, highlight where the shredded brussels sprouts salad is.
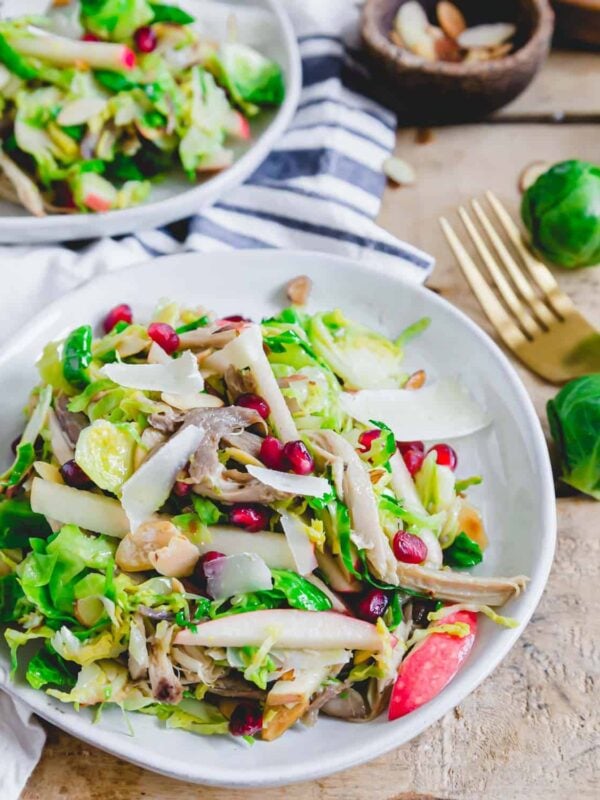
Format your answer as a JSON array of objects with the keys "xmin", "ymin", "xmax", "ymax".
[
  {"xmin": 0, "ymin": 1, "xmax": 284, "ymax": 215},
  {"xmin": 0, "ymin": 279, "xmax": 528, "ymax": 741}
]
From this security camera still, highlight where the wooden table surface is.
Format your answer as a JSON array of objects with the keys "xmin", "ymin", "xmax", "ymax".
[{"xmin": 22, "ymin": 49, "xmax": 600, "ymax": 800}]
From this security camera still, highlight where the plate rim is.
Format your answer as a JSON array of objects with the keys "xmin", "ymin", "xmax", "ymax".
[
  {"xmin": 0, "ymin": 0, "xmax": 302, "ymax": 243},
  {"xmin": 0, "ymin": 250, "xmax": 557, "ymax": 787}
]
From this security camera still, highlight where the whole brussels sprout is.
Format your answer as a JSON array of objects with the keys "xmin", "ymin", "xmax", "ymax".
[
  {"xmin": 547, "ymin": 374, "xmax": 600, "ymax": 500},
  {"xmin": 521, "ymin": 160, "xmax": 600, "ymax": 269}
]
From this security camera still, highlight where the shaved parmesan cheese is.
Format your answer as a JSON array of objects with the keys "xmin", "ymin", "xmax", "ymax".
[
  {"xmin": 199, "ymin": 527, "xmax": 296, "ymax": 569},
  {"xmin": 246, "ymin": 465, "xmax": 330, "ymax": 498},
  {"xmin": 203, "ymin": 325, "xmax": 299, "ymax": 442},
  {"xmin": 100, "ymin": 350, "xmax": 204, "ymax": 394},
  {"xmin": 148, "ymin": 342, "xmax": 171, "ymax": 364},
  {"xmin": 30, "ymin": 477, "xmax": 129, "ymax": 537},
  {"xmin": 341, "ymin": 378, "xmax": 490, "ymax": 441},
  {"xmin": 280, "ymin": 513, "xmax": 318, "ymax": 575},
  {"xmin": 121, "ymin": 424, "xmax": 205, "ymax": 531},
  {"xmin": 161, "ymin": 391, "xmax": 224, "ymax": 410},
  {"xmin": 204, "ymin": 552, "xmax": 273, "ymax": 599}
]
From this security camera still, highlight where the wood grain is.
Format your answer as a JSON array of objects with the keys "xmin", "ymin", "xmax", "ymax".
[{"xmin": 21, "ymin": 54, "xmax": 600, "ymax": 800}]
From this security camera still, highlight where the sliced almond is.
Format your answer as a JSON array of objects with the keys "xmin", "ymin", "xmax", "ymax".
[
  {"xmin": 435, "ymin": 34, "xmax": 462, "ymax": 62},
  {"xmin": 489, "ymin": 42, "xmax": 513, "ymax": 59},
  {"xmin": 286, "ymin": 274, "xmax": 312, "ymax": 306},
  {"xmin": 458, "ymin": 23, "xmax": 516, "ymax": 50},
  {"xmin": 464, "ymin": 47, "xmax": 494, "ymax": 63},
  {"xmin": 382, "ymin": 156, "xmax": 416, "ymax": 186},
  {"xmin": 416, "ymin": 127, "xmax": 435, "ymax": 144},
  {"xmin": 518, "ymin": 161, "xmax": 550, "ymax": 193},
  {"xmin": 390, "ymin": 29, "xmax": 405, "ymax": 48},
  {"xmin": 411, "ymin": 35, "xmax": 436, "ymax": 60},
  {"xmin": 437, "ymin": 1, "xmax": 466, "ymax": 39},
  {"xmin": 405, "ymin": 369, "xmax": 426, "ymax": 390},
  {"xmin": 394, "ymin": 1, "xmax": 429, "ymax": 50}
]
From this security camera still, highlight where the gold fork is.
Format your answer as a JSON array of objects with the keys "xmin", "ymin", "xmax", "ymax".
[{"xmin": 439, "ymin": 191, "xmax": 600, "ymax": 384}]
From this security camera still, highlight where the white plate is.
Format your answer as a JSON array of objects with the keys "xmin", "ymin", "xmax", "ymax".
[
  {"xmin": 0, "ymin": 250, "xmax": 556, "ymax": 787},
  {"xmin": 0, "ymin": 0, "xmax": 301, "ymax": 243}
]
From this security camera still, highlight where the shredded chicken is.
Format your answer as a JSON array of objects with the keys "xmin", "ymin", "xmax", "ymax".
[
  {"xmin": 178, "ymin": 324, "xmax": 238, "ymax": 351},
  {"xmin": 307, "ymin": 431, "xmax": 399, "ymax": 586},
  {"xmin": 322, "ymin": 687, "xmax": 368, "ymax": 720},
  {"xmin": 220, "ymin": 429, "xmax": 263, "ymax": 459},
  {"xmin": 148, "ymin": 407, "xmax": 184, "ymax": 434},
  {"xmin": 223, "ymin": 365, "xmax": 259, "ymax": 402},
  {"xmin": 209, "ymin": 673, "xmax": 267, "ymax": 700},
  {"xmin": 0, "ymin": 147, "xmax": 45, "ymax": 217},
  {"xmin": 308, "ymin": 434, "xmax": 345, "ymax": 500},
  {"xmin": 54, "ymin": 394, "xmax": 88, "ymax": 447},
  {"xmin": 171, "ymin": 645, "xmax": 226, "ymax": 686},
  {"xmin": 303, "ymin": 678, "xmax": 353, "ymax": 725},
  {"xmin": 181, "ymin": 406, "xmax": 265, "ymax": 483},
  {"xmin": 396, "ymin": 562, "xmax": 528, "ymax": 606},
  {"xmin": 148, "ymin": 621, "xmax": 183, "ymax": 704},
  {"xmin": 194, "ymin": 468, "xmax": 291, "ymax": 504}
]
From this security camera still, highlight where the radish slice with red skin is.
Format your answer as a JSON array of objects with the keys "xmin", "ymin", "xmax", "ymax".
[{"xmin": 388, "ymin": 610, "xmax": 477, "ymax": 720}]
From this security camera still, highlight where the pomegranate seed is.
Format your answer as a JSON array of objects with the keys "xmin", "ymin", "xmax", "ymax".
[
  {"xmin": 173, "ymin": 481, "xmax": 191, "ymax": 497},
  {"xmin": 428, "ymin": 443, "xmax": 458, "ymax": 470},
  {"xmin": 259, "ymin": 436, "xmax": 286, "ymax": 470},
  {"xmin": 103, "ymin": 303, "xmax": 133, "ymax": 333},
  {"xmin": 283, "ymin": 440, "xmax": 314, "ymax": 475},
  {"xmin": 397, "ymin": 440, "xmax": 425, "ymax": 456},
  {"xmin": 148, "ymin": 322, "xmax": 179, "ymax": 354},
  {"xmin": 236, "ymin": 393, "xmax": 270, "ymax": 420},
  {"xmin": 134, "ymin": 26, "xmax": 157, "ymax": 53},
  {"xmin": 401, "ymin": 447, "xmax": 425, "ymax": 476},
  {"xmin": 53, "ymin": 181, "xmax": 76, "ymax": 210},
  {"xmin": 358, "ymin": 429, "xmax": 381, "ymax": 453},
  {"xmin": 229, "ymin": 504, "xmax": 269, "ymax": 533},
  {"xmin": 60, "ymin": 459, "xmax": 94, "ymax": 489},
  {"xmin": 229, "ymin": 702, "xmax": 263, "ymax": 737},
  {"xmin": 393, "ymin": 531, "xmax": 428, "ymax": 564},
  {"xmin": 82, "ymin": 32, "xmax": 100, "ymax": 42},
  {"xmin": 356, "ymin": 589, "xmax": 389, "ymax": 623},
  {"xmin": 222, "ymin": 314, "xmax": 251, "ymax": 322}
]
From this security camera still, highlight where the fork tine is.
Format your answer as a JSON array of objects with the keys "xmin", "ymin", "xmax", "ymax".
[
  {"xmin": 471, "ymin": 199, "xmax": 556, "ymax": 328},
  {"xmin": 439, "ymin": 217, "xmax": 527, "ymax": 350},
  {"xmin": 485, "ymin": 191, "xmax": 575, "ymax": 318},
  {"xmin": 458, "ymin": 207, "xmax": 540, "ymax": 338}
]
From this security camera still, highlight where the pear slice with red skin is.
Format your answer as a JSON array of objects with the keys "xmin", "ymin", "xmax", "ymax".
[{"xmin": 388, "ymin": 610, "xmax": 477, "ymax": 720}]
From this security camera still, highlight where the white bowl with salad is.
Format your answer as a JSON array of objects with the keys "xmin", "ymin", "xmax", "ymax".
[
  {"xmin": 0, "ymin": 0, "xmax": 300, "ymax": 242},
  {"xmin": 0, "ymin": 250, "xmax": 555, "ymax": 786}
]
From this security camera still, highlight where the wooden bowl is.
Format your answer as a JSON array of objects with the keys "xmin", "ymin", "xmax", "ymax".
[{"xmin": 361, "ymin": 0, "xmax": 555, "ymax": 123}]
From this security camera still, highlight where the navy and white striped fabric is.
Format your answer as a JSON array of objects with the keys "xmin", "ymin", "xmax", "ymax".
[
  {"xmin": 0, "ymin": 0, "xmax": 433, "ymax": 344},
  {"xmin": 133, "ymin": 0, "xmax": 433, "ymax": 280}
]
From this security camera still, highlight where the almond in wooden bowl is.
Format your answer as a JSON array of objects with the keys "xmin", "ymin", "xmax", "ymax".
[{"xmin": 361, "ymin": 0, "xmax": 555, "ymax": 123}]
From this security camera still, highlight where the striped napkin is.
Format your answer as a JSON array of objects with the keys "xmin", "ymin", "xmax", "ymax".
[{"xmin": 0, "ymin": 2, "xmax": 432, "ymax": 797}]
